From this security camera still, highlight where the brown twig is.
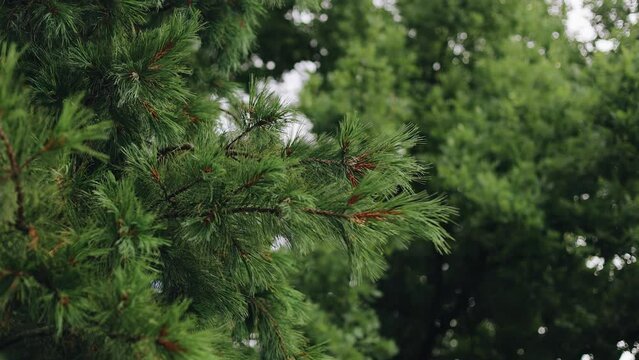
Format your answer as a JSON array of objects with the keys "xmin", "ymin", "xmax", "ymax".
[
  {"xmin": 226, "ymin": 206, "xmax": 399, "ymax": 225},
  {"xmin": 142, "ymin": 101, "xmax": 159, "ymax": 120},
  {"xmin": 232, "ymin": 173, "xmax": 264, "ymax": 195},
  {"xmin": 351, "ymin": 210, "xmax": 400, "ymax": 224},
  {"xmin": 157, "ymin": 143, "xmax": 194, "ymax": 161},
  {"xmin": 251, "ymin": 297, "xmax": 290, "ymax": 358},
  {"xmin": 150, "ymin": 167, "xmax": 173, "ymax": 205},
  {"xmin": 156, "ymin": 326, "xmax": 185, "ymax": 353},
  {"xmin": 166, "ymin": 178, "xmax": 203, "ymax": 200},
  {"xmin": 225, "ymin": 123, "xmax": 259, "ymax": 154},
  {"xmin": 0, "ymin": 125, "xmax": 27, "ymax": 232},
  {"xmin": 300, "ymin": 157, "xmax": 340, "ymax": 165},
  {"xmin": 229, "ymin": 206, "xmax": 282, "ymax": 215},
  {"xmin": 302, "ymin": 207, "xmax": 350, "ymax": 220},
  {"xmin": 225, "ymin": 116, "xmax": 277, "ymax": 156},
  {"xmin": 21, "ymin": 138, "xmax": 60, "ymax": 169},
  {"xmin": 149, "ymin": 41, "xmax": 175, "ymax": 70}
]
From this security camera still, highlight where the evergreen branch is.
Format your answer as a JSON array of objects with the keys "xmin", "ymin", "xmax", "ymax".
[
  {"xmin": 297, "ymin": 154, "xmax": 375, "ymax": 186},
  {"xmin": 0, "ymin": 326, "xmax": 146, "ymax": 351},
  {"xmin": 157, "ymin": 2, "xmax": 183, "ymax": 14},
  {"xmin": 226, "ymin": 149, "xmax": 256, "ymax": 158},
  {"xmin": 106, "ymin": 332, "xmax": 144, "ymax": 343},
  {"xmin": 226, "ymin": 206, "xmax": 400, "ymax": 224},
  {"xmin": 166, "ymin": 177, "xmax": 203, "ymax": 200},
  {"xmin": 157, "ymin": 5, "xmax": 175, "ymax": 14},
  {"xmin": 156, "ymin": 326, "xmax": 185, "ymax": 353},
  {"xmin": 0, "ymin": 326, "xmax": 54, "ymax": 349},
  {"xmin": 229, "ymin": 206, "xmax": 282, "ymax": 215},
  {"xmin": 20, "ymin": 138, "xmax": 58, "ymax": 169},
  {"xmin": 232, "ymin": 173, "xmax": 264, "ymax": 195},
  {"xmin": 231, "ymin": 238, "xmax": 253, "ymax": 285},
  {"xmin": 225, "ymin": 123, "xmax": 260, "ymax": 154},
  {"xmin": 344, "ymin": 153, "xmax": 375, "ymax": 186},
  {"xmin": 162, "ymin": 166, "xmax": 211, "ymax": 203},
  {"xmin": 225, "ymin": 117, "xmax": 279, "ymax": 156},
  {"xmin": 0, "ymin": 124, "xmax": 28, "ymax": 233},
  {"xmin": 150, "ymin": 167, "xmax": 173, "ymax": 204},
  {"xmin": 299, "ymin": 157, "xmax": 340, "ymax": 165},
  {"xmin": 303, "ymin": 208, "xmax": 401, "ymax": 224},
  {"xmin": 142, "ymin": 101, "xmax": 159, "ymax": 120},
  {"xmin": 157, "ymin": 143, "xmax": 194, "ymax": 160},
  {"xmin": 219, "ymin": 107, "xmax": 235, "ymax": 119},
  {"xmin": 149, "ymin": 41, "xmax": 175, "ymax": 70},
  {"xmin": 251, "ymin": 297, "xmax": 290, "ymax": 359},
  {"xmin": 350, "ymin": 210, "xmax": 400, "ymax": 224},
  {"xmin": 302, "ymin": 208, "xmax": 350, "ymax": 220}
]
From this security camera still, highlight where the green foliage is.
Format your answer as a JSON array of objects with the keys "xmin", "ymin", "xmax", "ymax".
[
  {"xmin": 0, "ymin": 2, "xmax": 450, "ymax": 359},
  {"xmin": 252, "ymin": 0, "xmax": 639, "ymax": 359},
  {"xmin": 296, "ymin": 247, "xmax": 398, "ymax": 360}
]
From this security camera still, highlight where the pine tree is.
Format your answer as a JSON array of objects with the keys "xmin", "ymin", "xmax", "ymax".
[{"xmin": 0, "ymin": 2, "xmax": 451, "ymax": 359}]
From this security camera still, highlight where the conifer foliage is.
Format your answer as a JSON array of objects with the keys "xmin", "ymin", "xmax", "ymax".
[{"xmin": 0, "ymin": 2, "xmax": 451, "ymax": 358}]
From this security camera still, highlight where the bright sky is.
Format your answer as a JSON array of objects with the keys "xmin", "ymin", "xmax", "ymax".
[
  {"xmin": 271, "ymin": 0, "xmax": 615, "ymax": 104},
  {"xmin": 565, "ymin": 0, "xmax": 598, "ymax": 41},
  {"xmin": 271, "ymin": 0, "xmax": 617, "ymax": 142}
]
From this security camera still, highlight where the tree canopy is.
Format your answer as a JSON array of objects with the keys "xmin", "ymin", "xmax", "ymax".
[{"xmin": 248, "ymin": 0, "xmax": 639, "ymax": 359}]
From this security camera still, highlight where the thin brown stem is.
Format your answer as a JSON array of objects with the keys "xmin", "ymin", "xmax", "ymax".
[
  {"xmin": 224, "ymin": 116, "xmax": 276, "ymax": 156},
  {"xmin": 21, "ymin": 138, "xmax": 58, "ymax": 169},
  {"xmin": 300, "ymin": 157, "xmax": 340, "ymax": 166},
  {"xmin": 20, "ymin": 152, "xmax": 42, "ymax": 170},
  {"xmin": 225, "ymin": 123, "xmax": 258, "ymax": 154},
  {"xmin": 302, "ymin": 207, "xmax": 350, "ymax": 220},
  {"xmin": 232, "ymin": 173, "xmax": 264, "ymax": 195},
  {"xmin": 229, "ymin": 206, "xmax": 282, "ymax": 215},
  {"xmin": 0, "ymin": 125, "xmax": 27, "ymax": 232},
  {"xmin": 166, "ymin": 178, "xmax": 203, "ymax": 200},
  {"xmin": 251, "ymin": 297, "xmax": 290, "ymax": 358},
  {"xmin": 157, "ymin": 143, "xmax": 194, "ymax": 161}
]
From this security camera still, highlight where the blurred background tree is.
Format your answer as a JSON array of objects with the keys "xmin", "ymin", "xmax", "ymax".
[{"xmin": 245, "ymin": 0, "xmax": 639, "ymax": 359}]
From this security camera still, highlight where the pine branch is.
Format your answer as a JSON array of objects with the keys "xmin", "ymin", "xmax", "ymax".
[
  {"xmin": 226, "ymin": 206, "xmax": 400, "ymax": 224},
  {"xmin": 20, "ymin": 138, "xmax": 58, "ymax": 169},
  {"xmin": 299, "ymin": 157, "xmax": 340, "ymax": 166},
  {"xmin": 231, "ymin": 238, "xmax": 254, "ymax": 285},
  {"xmin": 344, "ymin": 153, "xmax": 375, "ymax": 186},
  {"xmin": 251, "ymin": 297, "xmax": 290, "ymax": 359},
  {"xmin": 150, "ymin": 167, "xmax": 173, "ymax": 204},
  {"xmin": 225, "ymin": 117, "xmax": 278, "ymax": 156},
  {"xmin": 157, "ymin": 143, "xmax": 194, "ymax": 161},
  {"xmin": 0, "ymin": 326, "xmax": 148, "ymax": 351},
  {"xmin": 0, "ymin": 124, "xmax": 28, "ymax": 233},
  {"xmin": 301, "ymin": 208, "xmax": 350, "ymax": 220},
  {"xmin": 166, "ymin": 177, "xmax": 203, "ymax": 200},
  {"xmin": 298, "ymin": 154, "xmax": 375, "ymax": 186},
  {"xmin": 149, "ymin": 41, "xmax": 175, "ymax": 70},
  {"xmin": 157, "ymin": 1, "xmax": 186, "ymax": 14},
  {"xmin": 142, "ymin": 101, "xmax": 159, "ymax": 120},
  {"xmin": 232, "ymin": 173, "xmax": 265, "ymax": 195},
  {"xmin": 226, "ymin": 149, "xmax": 256, "ymax": 158},
  {"xmin": 225, "ymin": 123, "xmax": 260, "ymax": 155},
  {"xmin": 350, "ymin": 210, "xmax": 400, "ymax": 224},
  {"xmin": 156, "ymin": 326, "xmax": 185, "ymax": 353},
  {"xmin": 0, "ymin": 326, "xmax": 54, "ymax": 349},
  {"xmin": 229, "ymin": 206, "xmax": 282, "ymax": 215}
]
